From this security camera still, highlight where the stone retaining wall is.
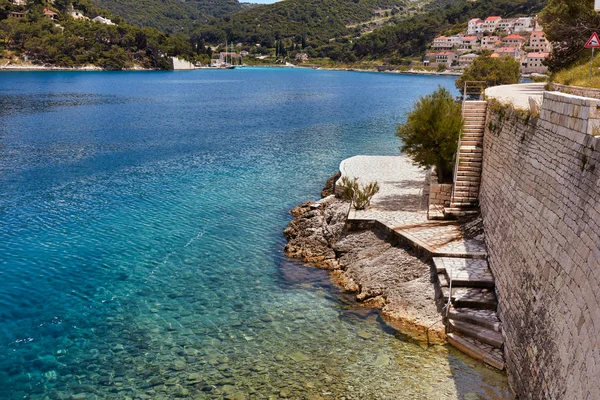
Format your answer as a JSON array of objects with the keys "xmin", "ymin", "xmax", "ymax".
[
  {"xmin": 549, "ymin": 83, "xmax": 600, "ymax": 100},
  {"xmin": 480, "ymin": 91, "xmax": 600, "ymax": 399},
  {"xmin": 428, "ymin": 167, "xmax": 453, "ymax": 207}
]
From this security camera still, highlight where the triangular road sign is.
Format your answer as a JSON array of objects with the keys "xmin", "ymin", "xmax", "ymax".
[{"xmin": 585, "ymin": 32, "xmax": 600, "ymax": 49}]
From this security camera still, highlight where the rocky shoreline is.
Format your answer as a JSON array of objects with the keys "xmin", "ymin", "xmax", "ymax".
[{"xmin": 284, "ymin": 173, "xmax": 446, "ymax": 345}]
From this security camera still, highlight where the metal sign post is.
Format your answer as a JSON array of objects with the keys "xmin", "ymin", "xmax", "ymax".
[{"xmin": 585, "ymin": 32, "xmax": 600, "ymax": 81}]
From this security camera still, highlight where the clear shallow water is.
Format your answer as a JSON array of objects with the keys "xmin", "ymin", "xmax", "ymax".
[{"xmin": 0, "ymin": 69, "xmax": 511, "ymax": 399}]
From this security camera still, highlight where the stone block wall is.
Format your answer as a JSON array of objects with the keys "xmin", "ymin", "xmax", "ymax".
[
  {"xmin": 550, "ymin": 83, "xmax": 600, "ymax": 100},
  {"xmin": 428, "ymin": 168, "xmax": 453, "ymax": 207},
  {"xmin": 480, "ymin": 91, "xmax": 600, "ymax": 399}
]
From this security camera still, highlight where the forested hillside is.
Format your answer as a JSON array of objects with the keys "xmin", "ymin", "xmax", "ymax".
[
  {"xmin": 193, "ymin": 0, "xmax": 422, "ymax": 46},
  {"xmin": 91, "ymin": 0, "xmax": 251, "ymax": 33},
  {"xmin": 0, "ymin": 0, "xmax": 196, "ymax": 69},
  {"xmin": 193, "ymin": 0, "xmax": 546, "ymax": 62}
]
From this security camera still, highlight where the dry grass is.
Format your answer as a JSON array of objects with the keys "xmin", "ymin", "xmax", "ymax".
[{"xmin": 553, "ymin": 53, "xmax": 600, "ymax": 88}]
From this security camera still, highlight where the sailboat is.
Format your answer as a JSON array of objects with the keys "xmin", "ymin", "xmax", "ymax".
[{"xmin": 222, "ymin": 40, "xmax": 235, "ymax": 69}]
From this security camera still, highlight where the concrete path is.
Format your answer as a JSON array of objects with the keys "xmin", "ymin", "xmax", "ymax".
[
  {"xmin": 485, "ymin": 82, "xmax": 546, "ymax": 110},
  {"xmin": 337, "ymin": 155, "xmax": 487, "ymax": 258}
]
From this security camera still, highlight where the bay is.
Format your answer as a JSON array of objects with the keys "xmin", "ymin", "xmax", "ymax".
[{"xmin": 0, "ymin": 68, "xmax": 510, "ymax": 399}]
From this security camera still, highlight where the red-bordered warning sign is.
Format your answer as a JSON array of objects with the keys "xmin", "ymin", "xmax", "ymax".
[{"xmin": 585, "ymin": 32, "xmax": 600, "ymax": 48}]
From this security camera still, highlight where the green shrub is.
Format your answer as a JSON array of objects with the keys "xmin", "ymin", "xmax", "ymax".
[
  {"xmin": 340, "ymin": 176, "xmax": 380, "ymax": 210},
  {"xmin": 396, "ymin": 87, "xmax": 463, "ymax": 183}
]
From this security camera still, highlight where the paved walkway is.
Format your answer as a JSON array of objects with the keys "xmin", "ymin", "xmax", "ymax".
[
  {"xmin": 485, "ymin": 82, "xmax": 546, "ymax": 110},
  {"xmin": 338, "ymin": 156, "xmax": 487, "ymax": 258}
]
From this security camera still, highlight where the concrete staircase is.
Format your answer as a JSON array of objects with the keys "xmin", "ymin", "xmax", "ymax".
[
  {"xmin": 434, "ymin": 257, "xmax": 505, "ymax": 370},
  {"xmin": 445, "ymin": 101, "xmax": 487, "ymax": 217}
]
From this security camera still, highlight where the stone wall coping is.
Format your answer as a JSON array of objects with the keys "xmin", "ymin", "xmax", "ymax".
[{"xmin": 544, "ymin": 91, "xmax": 600, "ymax": 106}]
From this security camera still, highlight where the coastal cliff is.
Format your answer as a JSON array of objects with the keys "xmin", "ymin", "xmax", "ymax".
[{"xmin": 284, "ymin": 174, "xmax": 445, "ymax": 345}]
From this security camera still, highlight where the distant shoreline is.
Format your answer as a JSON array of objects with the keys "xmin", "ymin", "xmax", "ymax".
[{"xmin": 0, "ymin": 62, "xmax": 461, "ymax": 77}]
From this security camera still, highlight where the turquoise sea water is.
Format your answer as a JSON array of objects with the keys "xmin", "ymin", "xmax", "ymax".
[{"xmin": 0, "ymin": 68, "xmax": 511, "ymax": 399}]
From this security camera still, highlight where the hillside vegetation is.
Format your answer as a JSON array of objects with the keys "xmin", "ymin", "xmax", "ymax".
[
  {"xmin": 0, "ymin": 0, "xmax": 196, "ymax": 69},
  {"xmin": 193, "ymin": 0, "xmax": 546, "ymax": 62},
  {"xmin": 193, "ymin": 0, "xmax": 423, "ymax": 47},
  {"xmin": 91, "ymin": 0, "xmax": 251, "ymax": 33}
]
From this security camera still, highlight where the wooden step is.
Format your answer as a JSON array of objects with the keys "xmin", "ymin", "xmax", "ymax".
[
  {"xmin": 448, "ymin": 320, "xmax": 504, "ymax": 348},
  {"xmin": 448, "ymin": 307, "xmax": 502, "ymax": 332},
  {"xmin": 447, "ymin": 333, "xmax": 505, "ymax": 370},
  {"xmin": 441, "ymin": 287, "xmax": 497, "ymax": 309}
]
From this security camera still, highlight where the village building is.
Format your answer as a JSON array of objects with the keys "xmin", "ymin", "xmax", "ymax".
[
  {"xmin": 496, "ymin": 46, "xmax": 522, "ymax": 60},
  {"xmin": 8, "ymin": 10, "xmax": 27, "ymax": 18},
  {"xmin": 43, "ymin": 8, "xmax": 58, "ymax": 20},
  {"xmin": 240, "ymin": 50, "xmax": 249, "ymax": 57},
  {"xmin": 70, "ymin": 11, "xmax": 89, "ymax": 20},
  {"xmin": 93, "ymin": 16, "xmax": 115, "ymax": 25},
  {"xmin": 459, "ymin": 36, "xmax": 480, "ymax": 51},
  {"xmin": 522, "ymin": 52, "xmax": 549, "ymax": 74},
  {"xmin": 497, "ymin": 18, "xmax": 517, "ymax": 32},
  {"xmin": 11, "ymin": 0, "xmax": 27, "ymax": 5},
  {"xmin": 295, "ymin": 53, "xmax": 309, "ymax": 63},
  {"xmin": 458, "ymin": 53, "xmax": 478, "ymax": 68},
  {"xmin": 425, "ymin": 51, "xmax": 458, "ymax": 68},
  {"xmin": 482, "ymin": 16, "xmax": 502, "ymax": 33},
  {"xmin": 529, "ymin": 31, "xmax": 552, "ymax": 52},
  {"xmin": 514, "ymin": 17, "xmax": 533, "ymax": 32},
  {"xmin": 481, "ymin": 36, "xmax": 501, "ymax": 50},
  {"xmin": 467, "ymin": 18, "xmax": 483, "ymax": 35},
  {"xmin": 502, "ymin": 34, "xmax": 527, "ymax": 48},
  {"xmin": 433, "ymin": 36, "xmax": 453, "ymax": 50}
]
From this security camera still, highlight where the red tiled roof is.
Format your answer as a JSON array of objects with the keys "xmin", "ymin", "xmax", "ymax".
[
  {"xmin": 531, "ymin": 31, "xmax": 545, "ymax": 37},
  {"xmin": 462, "ymin": 36, "xmax": 478, "ymax": 41},
  {"xmin": 485, "ymin": 16, "xmax": 501, "ymax": 21},
  {"xmin": 504, "ymin": 34, "xmax": 526, "ymax": 40}
]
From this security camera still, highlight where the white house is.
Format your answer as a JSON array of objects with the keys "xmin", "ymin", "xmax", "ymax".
[
  {"xmin": 514, "ymin": 17, "xmax": 533, "ymax": 32},
  {"xmin": 529, "ymin": 31, "xmax": 552, "ymax": 52},
  {"xmin": 70, "ymin": 11, "xmax": 89, "ymax": 20},
  {"xmin": 93, "ymin": 16, "xmax": 115, "ymax": 25},
  {"xmin": 467, "ymin": 18, "xmax": 483, "ymax": 35},
  {"xmin": 482, "ymin": 16, "xmax": 502, "ymax": 33}
]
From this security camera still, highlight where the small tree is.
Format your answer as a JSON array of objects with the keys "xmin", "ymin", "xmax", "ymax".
[
  {"xmin": 396, "ymin": 87, "xmax": 462, "ymax": 183},
  {"xmin": 455, "ymin": 56, "xmax": 520, "ymax": 91}
]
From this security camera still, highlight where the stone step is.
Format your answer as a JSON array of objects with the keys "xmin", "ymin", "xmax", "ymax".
[
  {"xmin": 464, "ymin": 119, "xmax": 486, "ymax": 124},
  {"xmin": 451, "ymin": 202, "xmax": 479, "ymax": 208},
  {"xmin": 441, "ymin": 287, "xmax": 497, "ymax": 310},
  {"xmin": 448, "ymin": 320, "xmax": 504, "ymax": 349},
  {"xmin": 453, "ymin": 188, "xmax": 480, "ymax": 195},
  {"xmin": 447, "ymin": 333, "xmax": 505, "ymax": 370},
  {"xmin": 456, "ymin": 166, "xmax": 481, "ymax": 172},
  {"xmin": 457, "ymin": 160, "xmax": 482, "ymax": 166},
  {"xmin": 451, "ymin": 200, "xmax": 478, "ymax": 208},
  {"xmin": 457, "ymin": 157, "xmax": 481, "ymax": 163},
  {"xmin": 462, "ymin": 132, "xmax": 484, "ymax": 137},
  {"xmin": 454, "ymin": 175, "xmax": 481, "ymax": 182},
  {"xmin": 448, "ymin": 307, "xmax": 502, "ymax": 332},
  {"xmin": 435, "ymin": 257, "xmax": 495, "ymax": 288},
  {"xmin": 454, "ymin": 186, "xmax": 480, "ymax": 193},
  {"xmin": 453, "ymin": 194, "xmax": 479, "ymax": 201},
  {"xmin": 444, "ymin": 208, "xmax": 480, "ymax": 217},
  {"xmin": 459, "ymin": 148, "xmax": 483, "ymax": 154}
]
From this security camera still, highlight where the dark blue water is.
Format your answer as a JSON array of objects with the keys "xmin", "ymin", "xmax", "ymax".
[{"xmin": 0, "ymin": 68, "xmax": 510, "ymax": 399}]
